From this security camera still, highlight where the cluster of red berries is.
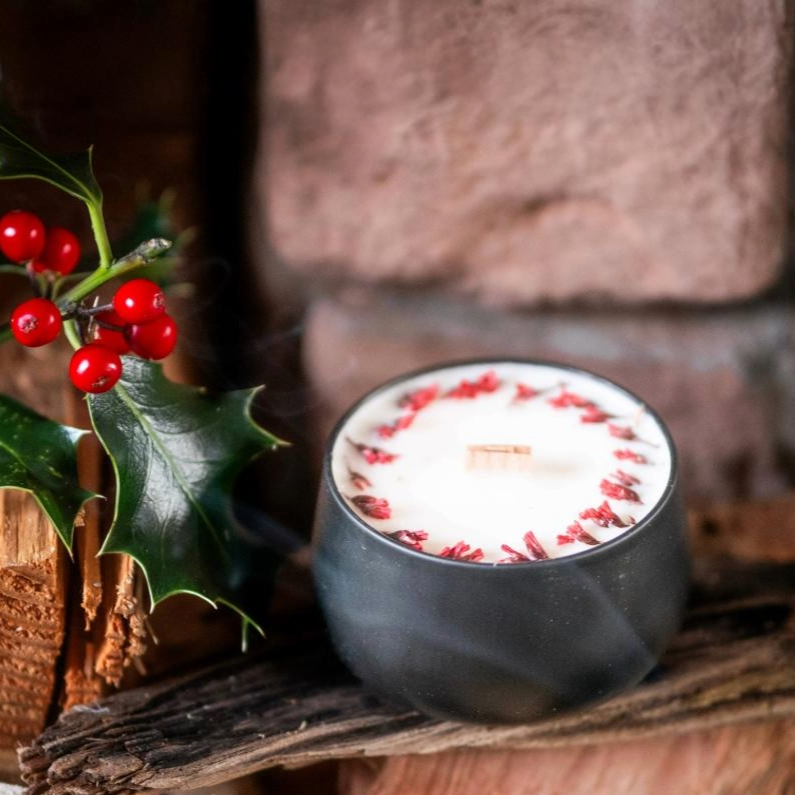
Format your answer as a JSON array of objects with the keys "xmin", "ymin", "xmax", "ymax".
[
  {"xmin": 1, "ymin": 210, "xmax": 177, "ymax": 394},
  {"xmin": 0, "ymin": 208, "xmax": 81, "ymax": 276},
  {"xmin": 67, "ymin": 279, "xmax": 178, "ymax": 393}
]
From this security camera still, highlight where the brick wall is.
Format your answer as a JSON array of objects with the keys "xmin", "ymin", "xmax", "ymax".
[{"xmin": 254, "ymin": 0, "xmax": 795, "ymax": 502}]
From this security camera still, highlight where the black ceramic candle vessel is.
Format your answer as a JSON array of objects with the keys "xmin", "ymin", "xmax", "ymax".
[{"xmin": 312, "ymin": 360, "xmax": 690, "ymax": 724}]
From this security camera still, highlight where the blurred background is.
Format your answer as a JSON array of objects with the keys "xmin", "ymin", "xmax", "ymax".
[
  {"xmin": 0, "ymin": 0, "xmax": 792, "ymax": 792},
  {"xmin": 1, "ymin": 0, "xmax": 792, "ymax": 515}
]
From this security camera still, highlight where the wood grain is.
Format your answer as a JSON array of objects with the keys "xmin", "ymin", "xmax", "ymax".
[
  {"xmin": 0, "ymin": 344, "xmax": 71, "ymax": 748},
  {"xmin": 0, "ymin": 488, "xmax": 65, "ymax": 748},
  {"xmin": 17, "ymin": 554, "xmax": 795, "ymax": 794},
  {"xmin": 339, "ymin": 720, "xmax": 795, "ymax": 795}
]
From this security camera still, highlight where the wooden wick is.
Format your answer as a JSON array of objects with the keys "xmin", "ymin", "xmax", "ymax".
[{"xmin": 466, "ymin": 444, "xmax": 532, "ymax": 472}]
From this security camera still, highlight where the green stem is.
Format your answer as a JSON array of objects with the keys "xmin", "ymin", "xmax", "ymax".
[
  {"xmin": 63, "ymin": 319, "xmax": 82, "ymax": 351},
  {"xmin": 60, "ymin": 238, "xmax": 172, "ymax": 305},
  {"xmin": 88, "ymin": 198, "xmax": 114, "ymax": 271}
]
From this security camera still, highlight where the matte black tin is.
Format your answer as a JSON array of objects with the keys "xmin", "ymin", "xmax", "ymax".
[{"xmin": 312, "ymin": 360, "xmax": 690, "ymax": 724}]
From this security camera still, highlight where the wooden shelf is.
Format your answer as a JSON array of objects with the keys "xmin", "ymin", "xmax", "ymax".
[{"xmin": 18, "ymin": 553, "xmax": 795, "ymax": 794}]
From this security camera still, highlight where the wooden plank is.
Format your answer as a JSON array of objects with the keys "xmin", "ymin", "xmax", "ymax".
[
  {"xmin": 17, "ymin": 553, "xmax": 795, "ymax": 794},
  {"xmin": 0, "ymin": 343, "xmax": 71, "ymax": 748},
  {"xmin": 338, "ymin": 720, "xmax": 795, "ymax": 795}
]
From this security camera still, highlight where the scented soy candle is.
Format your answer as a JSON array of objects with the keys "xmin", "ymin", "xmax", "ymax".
[
  {"xmin": 313, "ymin": 360, "xmax": 689, "ymax": 724},
  {"xmin": 331, "ymin": 362, "xmax": 670, "ymax": 564}
]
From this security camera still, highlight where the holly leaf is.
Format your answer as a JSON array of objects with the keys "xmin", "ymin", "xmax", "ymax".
[
  {"xmin": 0, "ymin": 107, "xmax": 102, "ymax": 206},
  {"xmin": 88, "ymin": 357, "xmax": 286, "ymax": 634},
  {"xmin": 0, "ymin": 394, "xmax": 96, "ymax": 550}
]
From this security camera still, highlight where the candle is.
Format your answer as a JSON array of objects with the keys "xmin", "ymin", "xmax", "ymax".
[
  {"xmin": 331, "ymin": 362, "xmax": 672, "ymax": 564},
  {"xmin": 314, "ymin": 359, "xmax": 688, "ymax": 724}
]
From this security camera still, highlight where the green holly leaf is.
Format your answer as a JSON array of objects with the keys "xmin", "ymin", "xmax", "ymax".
[
  {"xmin": 88, "ymin": 358, "xmax": 286, "ymax": 635},
  {"xmin": 0, "ymin": 394, "xmax": 97, "ymax": 551},
  {"xmin": 0, "ymin": 108, "xmax": 102, "ymax": 206}
]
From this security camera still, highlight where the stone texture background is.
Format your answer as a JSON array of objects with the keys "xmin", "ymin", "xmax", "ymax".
[
  {"xmin": 303, "ymin": 292, "xmax": 795, "ymax": 502},
  {"xmin": 260, "ymin": 0, "xmax": 791, "ymax": 306},
  {"xmin": 253, "ymin": 0, "xmax": 795, "ymax": 502}
]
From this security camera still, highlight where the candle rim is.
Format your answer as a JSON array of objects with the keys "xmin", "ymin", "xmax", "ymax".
[{"xmin": 324, "ymin": 357, "xmax": 680, "ymax": 568}]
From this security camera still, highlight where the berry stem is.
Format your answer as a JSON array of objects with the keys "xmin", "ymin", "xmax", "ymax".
[
  {"xmin": 60, "ymin": 238, "xmax": 172, "ymax": 305},
  {"xmin": 88, "ymin": 198, "xmax": 113, "ymax": 271},
  {"xmin": 63, "ymin": 319, "xmax": 83, "ymax": 351},
  {"xmin": 80, "ymin": 303, "xmax": 114, "ymax": 317}
]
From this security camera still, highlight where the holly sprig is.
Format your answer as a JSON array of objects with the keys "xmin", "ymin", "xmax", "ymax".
[{"xmin": 0, "ymin": 113, "xmax": 285, "ymax": 643}]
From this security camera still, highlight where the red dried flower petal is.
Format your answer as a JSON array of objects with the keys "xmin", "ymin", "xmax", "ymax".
[
  {"xmin": 441, "ymin": 541, "xmax": 465, "ymax": 557},
  {"xmin": 351, "ymin": 495, "xmax": 392, "ymax": 520},
  {"xmin": 548, "ymin": 389, "xmax": 595, "ymax": 409},
  {"xmin": 608, "ymin": 423, "xmax": 636, "ymax": 441},
  {"xmin": 514, "ymin": 382, "xmax": 539, "ymax": 400},
  {"xmin": 579, "ymin": 500, "xmax": 629, "ymax": 528},
  {"xmin": 347, "ymin": 438, "xmax": 398, "ymax": 464},
  {"xmin": 397, "ymin": 414, "xmax": 415, "ymax": 430},
  {"xmin": 440, "ymin": 540, "xmax": 484, "ymax": 561},
  {"xmin": 580, "ymin": 406, "xmax": 611, "ymax": 423},
  {"xmin": 476, "ymin": 370, "xmax": 500, "ymax": 392},
  {"xmin": 377, "ymin": 413, "xmax": 416, "ymax": 439},
  {"xmin": 447, "ymin": 382, "xmax": 476, "ymax": 399},
  {"xmin": 387, "ymin": 529, "xmax": 429, "ymax": 551},
  {"xmin": 349, "ymin": 469, "xmax": 372, "ymax": 491},
  {"xmin": 557, "ymin": 520, "xmax": 599, "ymax": 546},
  {"xmin": 600, "ymin": 479, "xmax": 641, "ymax": 503},
  {"xmin": 614, "ymin": 448, "xmax": 648, "ymax": 464},
  {"xmin": 446, "ymin": 370, "xmax": 501, "ymax": 399},
  {"xmin": 399, "ymin": 383, "xmax": 439, "ymax": 412},
  {"xmin": 611, "ymin": 468, "xmax": 640, "ymax": 486},
  {"xmin": 522, "ymin": 531, "xmax": 550, "ymax": 560},
  {"xmin": 499, "ymin": 543, "xmax": 530, "ymax": 562}
]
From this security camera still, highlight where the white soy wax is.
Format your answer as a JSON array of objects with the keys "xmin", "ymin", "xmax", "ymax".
[{"xmin": 330, "ymin": 362, "xmax": 673, "ymax": 563}]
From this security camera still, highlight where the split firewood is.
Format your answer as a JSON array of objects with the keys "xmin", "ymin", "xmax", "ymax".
[
  {"xmin": 0, "ymin": 344, "xmax": 70, "ymax": 750},
  {"xmin": 0, "ymin": 341, "xmax": 150, "ymax": 750}
]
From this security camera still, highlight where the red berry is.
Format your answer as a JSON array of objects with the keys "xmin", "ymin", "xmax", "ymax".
[
  {"xmin": 0, "ymin": 210, "xmax": 46, "ymax": 263},
  {"xmin": 125, "ymin": 314, "xmax": 177, "ymax": 360},
  {"xmin": 93, "ymin": 309, "xmax": 131, "ymax": 354},
  {"xmin": 69, "ymin": 344, "xmax": 122, "ymax": 393},
  {"xmin": 32, "ymin": 227, "xmax": 81, "ymax": 275},
  {"xmin": 10, "ymin": 298, "xmax": 62, "ymax": 347},
  {"xmin": 112, "ymin": 279, "xmax": 166, "ymax": 324}
]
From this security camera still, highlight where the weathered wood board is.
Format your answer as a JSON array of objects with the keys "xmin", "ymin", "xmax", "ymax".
[{"xmin": 17, "ymin": 553, "xmax": 795, "ymax": 794}]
